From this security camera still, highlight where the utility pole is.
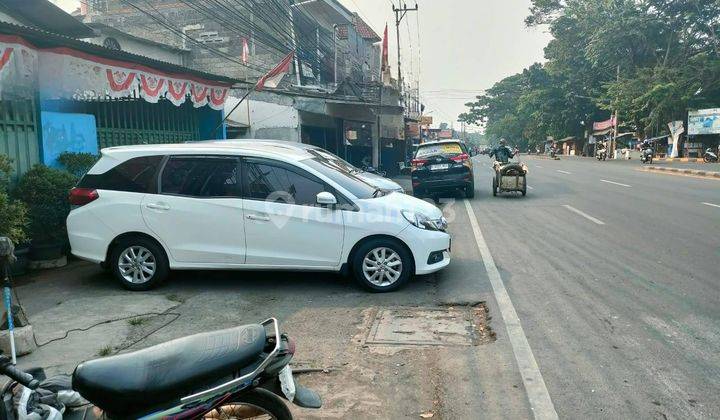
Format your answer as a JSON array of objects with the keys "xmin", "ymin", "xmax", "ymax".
[
  {"xmin": 611, "ymin": 64, "xmax": 620, "ymax": 158},
  {"xmin": 392, "ymin": 3, "xmax": 418, "ymax": 94}
]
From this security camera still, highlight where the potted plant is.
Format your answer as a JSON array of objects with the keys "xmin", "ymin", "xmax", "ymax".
[
  {"xmin": 15, "ymin": 165, "xmax": 77, "ymax": 262},
  {"xmin": 57, "ymin": 152, "xmax": 98, "ymax": 178},
  {"xmin": 0, "ymin": 155, "xmax": 30, "ymax": 275}
]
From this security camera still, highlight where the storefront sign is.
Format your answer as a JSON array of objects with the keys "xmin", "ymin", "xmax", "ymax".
[
  {"xmin": 688, "ymin": 108, "xmax": 720, "ymax": 135},
  {"xmin": 419, "ymin": 115, "xmax": 433, "ymax": 126}
]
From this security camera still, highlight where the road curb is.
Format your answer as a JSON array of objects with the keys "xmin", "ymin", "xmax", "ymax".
[
  {"xmin": 644, "ymin": 166, "xmax": 720, "ymax": 179},
  {"xmin": 654, "ymin": 158, "xmax": 705, "ymax": 163}
]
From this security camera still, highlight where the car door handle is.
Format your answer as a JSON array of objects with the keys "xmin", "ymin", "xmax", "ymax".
[
  {"xmin": 247, "ymin": 214, "xmax": 270, "ymax": 221},
  {"xmin": 146, "ymin": 203, "xmax": 170, "ymax": 211}
]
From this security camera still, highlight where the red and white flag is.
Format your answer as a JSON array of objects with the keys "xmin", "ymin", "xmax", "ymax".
[
  {"xmin": 242, "ymin": 37, "xmax": 249, "ymax": 64},
  {"xmin": 381, "ymin": 24, "xmax": 389, "ymax": 71},
  {"xmin": 255, "ymin": 52, "xmax": 294, "ymax": 91}
]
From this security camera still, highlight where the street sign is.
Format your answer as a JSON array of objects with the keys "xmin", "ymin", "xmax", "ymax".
[{"xmin": 688, "ymin": 108, "xmax": 720, "ymax": 135}]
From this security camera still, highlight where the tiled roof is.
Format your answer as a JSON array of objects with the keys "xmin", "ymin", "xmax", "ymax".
[{"xmin": 352, "ymin": 13, "xmax": 381, "ymax": 42}]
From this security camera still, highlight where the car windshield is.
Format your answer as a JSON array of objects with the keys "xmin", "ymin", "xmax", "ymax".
[
  {"xmin": 302, "ymin": 157, "xmax": 377, "ymax": 199},
  {"xmin": 305, "ymin": 148, "xmax": 362, "ymax": 173},
  {"xmin": 416, "ymin": 143, "xmax": 464, "ymax": 158}
]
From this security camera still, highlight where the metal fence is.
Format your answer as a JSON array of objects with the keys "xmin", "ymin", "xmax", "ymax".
[
  {"xmin": 75, "ymin": 94, "xmax": 200, "ymax": 149},
  {"xmin": 0, "ymin": 99, "xmax": 40, "ymax": 183}
]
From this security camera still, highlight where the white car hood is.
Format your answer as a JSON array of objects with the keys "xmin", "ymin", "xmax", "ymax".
[
  {"xmin": 356, "ymin": 172, "xmax": 404, "ymax": 192},
  {"xmin": 357, "ymin": 192, "xmax": 443, "ymax": 220}
]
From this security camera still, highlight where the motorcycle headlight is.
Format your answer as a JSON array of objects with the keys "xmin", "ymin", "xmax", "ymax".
[{"xmin": 402, "ymin": 210, "xmax": 444, "ymax": 231}]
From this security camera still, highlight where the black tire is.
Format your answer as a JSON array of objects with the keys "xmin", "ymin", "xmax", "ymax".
[
  {"xmin": 210, "ymin": 388, "xmax": 292, "ymax": 420},
  {"xmin": 521, "ymin": 176, "xmax": 527, "ymax": 196},
  {"xmin": 351, "ymin": 238, "xmax": 413, "ymax": 292},
  {"xmin": 492, "ymin": 177, "xmax": 497, "ymax": 196},
  {"xmin": 704, "ymin": 156, "xmax": 710, "ymax": 163},
  {"xmin": 110, "ymin": 236, "xmax": 169, "ymax": 291},
  {"xmin": 465, "ymin": 183, "xmax": 475, "ymax": 199}
]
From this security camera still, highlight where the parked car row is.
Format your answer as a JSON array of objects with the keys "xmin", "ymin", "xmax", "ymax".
[{"xmin": 67, "ymin": 140, "xmax": 450, "ymax": 293}]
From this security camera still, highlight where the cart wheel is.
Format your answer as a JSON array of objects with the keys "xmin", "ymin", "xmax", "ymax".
[
  {"xmin": 492, "ymin": 177, "xmax": 497, "ymax": 196},
  {"xmin": 521, "ymin": 176, "xmax": 527, "ymax": 196}
]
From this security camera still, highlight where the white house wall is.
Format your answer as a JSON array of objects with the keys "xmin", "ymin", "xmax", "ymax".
[{"xmin": 247, "ymin": 98, "xmax": 300, "ymax": 142}]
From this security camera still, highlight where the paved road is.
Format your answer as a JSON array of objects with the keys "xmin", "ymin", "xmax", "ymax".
[
  {"xmin": 14, "ymin": 154, "xmax": 719, "ymax": 419},
  {"xmin": 465, "ymin": 155, "xmax": 720, "ymax": 419}
]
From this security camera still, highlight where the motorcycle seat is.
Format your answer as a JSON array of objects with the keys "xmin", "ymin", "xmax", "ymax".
[{"xmin": 72, "ymin": 324, "xmax": 266, "ymax": 417}]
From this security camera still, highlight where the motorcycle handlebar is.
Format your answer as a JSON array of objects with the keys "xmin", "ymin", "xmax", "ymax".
[{"xmin": 0, "ymin": 357, "xmax": 39, "ymax": 389}]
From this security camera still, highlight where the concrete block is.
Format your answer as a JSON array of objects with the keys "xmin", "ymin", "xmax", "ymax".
[{"xmin": 0, "ymin": 325, "xmax": 37, "ymax": 356}]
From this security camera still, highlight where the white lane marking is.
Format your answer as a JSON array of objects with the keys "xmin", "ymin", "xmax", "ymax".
[
  {"xmin": 463, "ymin": 200, "xmax": 558, "ymax": 420},
  {"xmin": 527, "ymin": 186, "xmax": 534, "ymax": 190},
  {"xmin": 702, "ymin": 202, "xmax": 720, "ymax": 208},
  {"xmin": 562, "ymin": 204, "xmax": 605, "ymax": 225},
  {"xmin": 556, "ymin": 170, "xmax": 571, "ymax": 174},
  {"xmin": 600, "ymin": 179, "xmax": 632, "ymax": 188},
  {"xmin": 535, "ymin": 165, "xmax": 544, "ymax": 168}
]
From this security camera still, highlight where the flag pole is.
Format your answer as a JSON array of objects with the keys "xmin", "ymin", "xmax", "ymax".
[{"xmin": 212, "ymin": 87, "xmax": 253, "ymax": 138}]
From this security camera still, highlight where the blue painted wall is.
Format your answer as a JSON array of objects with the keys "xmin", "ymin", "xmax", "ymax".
[{"xmin": 40, "ymin": 111, "xmax": 98, "ymax": 168}]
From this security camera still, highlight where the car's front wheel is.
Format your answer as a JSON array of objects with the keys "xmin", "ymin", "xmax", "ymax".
[
  {"xmin": 352, "ymin": 239, "xmax": 413, "ymax": 292},
  {"xmin": 110, "ymin": 236, "xmax": 169, "ymax": 291}
]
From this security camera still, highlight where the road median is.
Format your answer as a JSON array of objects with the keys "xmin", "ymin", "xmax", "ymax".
[{"xmin": 641, "ymin": 165, "xmax": 720, "ymax": 179}]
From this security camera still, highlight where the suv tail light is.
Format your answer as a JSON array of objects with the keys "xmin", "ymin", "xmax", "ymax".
[
  {"xmin": 450, "ymin": 153, "xmax": 470, "ymax": 163},
  {"xmin": 69, "ymin": 188, "xmax": 99, "ymax": 207}
]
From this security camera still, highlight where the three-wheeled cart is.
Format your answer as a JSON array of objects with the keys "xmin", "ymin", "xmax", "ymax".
[{"xmin": 492, "ymin": 162, "xmax": 527, "ymax": 196}]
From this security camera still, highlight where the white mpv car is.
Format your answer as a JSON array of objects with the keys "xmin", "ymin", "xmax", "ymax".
[{"xmin": 67, "ymin": 141, "xmax": 451, "ymax": 292}]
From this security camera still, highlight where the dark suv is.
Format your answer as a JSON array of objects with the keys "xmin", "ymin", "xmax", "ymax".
[{"xmin": 410, "ymin": 140, "xmax": 474, "ymax": 198}]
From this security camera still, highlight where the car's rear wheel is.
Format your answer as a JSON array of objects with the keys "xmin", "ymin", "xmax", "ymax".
[
  {"xmin": 352, "ymin": 239, "xmax": 413, "ymax": 292},
  {"xmin": 110, "ymin": 236, "xmax": 169, "ymax": 291},
  {"xmin": 465, "ymin": 182, "xmax": 475, "ymax": 199}
]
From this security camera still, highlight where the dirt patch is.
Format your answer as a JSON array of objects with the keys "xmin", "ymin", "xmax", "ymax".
[{"xmin": 289, "ymin": 304, "xmax": 494, "ymax": 419}]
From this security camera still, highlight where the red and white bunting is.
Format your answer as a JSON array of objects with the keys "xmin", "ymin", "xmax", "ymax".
[
  {"xmin": 139, "ymin": 73, "xmax": 166, "ymax": 103},
  {"xmin": 0, "ymin": 36, "xmax": 39, "ymax": 99},
  {"xmin": 0, "ymin": 34, "xmax": 233, "ymax": 109},
  {"xmin": 190, "ymin": 83, "xmax": 208, "ymax": 108},
  {"xmin": 167, "ymin": 79, "xmax": 189, "ymax": 106}
]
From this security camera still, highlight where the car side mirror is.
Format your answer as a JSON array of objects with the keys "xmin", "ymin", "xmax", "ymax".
[{"xmin": 316, "ymin": 191, "xmax": 337, "ymax": 206}]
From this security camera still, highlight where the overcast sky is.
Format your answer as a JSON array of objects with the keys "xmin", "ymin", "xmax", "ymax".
[
  {"xmin": 338, "ymin": 0, "xmax": 552, "ymax": 129},
  {"xmin": 56, "ymin": 0, "xmax": 551, "ymax": 129}
]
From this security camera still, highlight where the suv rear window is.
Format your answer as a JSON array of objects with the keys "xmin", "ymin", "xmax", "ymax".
[
  {"xmin": 416, "ymin": 143, "xmax": 464, "ymax": 158},
  {"xmin": 78, "ymin": 156, "xmax": 162, "ymax": 193}
]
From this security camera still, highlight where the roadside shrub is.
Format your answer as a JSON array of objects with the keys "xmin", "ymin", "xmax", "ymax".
[
  {"xmin": 57, "ymin": 152, "xmax": 99, "ymax": 178},
  {"xmin": 0, "ymin": 154, "xmax": 13, "ymax": 192},
  {"xmin": 0, "ymin": 191, "xmax": 29, "ymax": 245},
  {"xmin": 15, "ymin": 165, "xmax": 77, "ymax": 244}
]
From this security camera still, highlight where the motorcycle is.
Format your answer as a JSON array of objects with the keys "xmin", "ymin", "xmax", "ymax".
[
  {"xmin": 704, "ymin": 147, "xmax": 719, "ymax": 163},
  {"xmin": 0, "ymin": 318, "xmax": 321, "ymax": 419},
  {"xmin": 641, "ymin": 147, "xmax": 653, "ymax": 164}
]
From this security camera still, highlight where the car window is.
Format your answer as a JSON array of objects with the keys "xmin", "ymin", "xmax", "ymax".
[
  {"xmin": 416, "ymin": 143, "xmax": 463, "ymax": 158},
  {"xmin": 160, "ymin": 156, "xmax": 240, "ymax": 197},
  {"xmin": 244, "ymin": 159, "xmax": 327, "ymax": 206},
  {"xmin": 78, "ymin": 155, "xmax": 162, "ymax": 193}
]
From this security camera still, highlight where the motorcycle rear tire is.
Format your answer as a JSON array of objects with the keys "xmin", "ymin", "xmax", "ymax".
[
  {"xmin": 705, "ymin": 156, "xmax": 711, "ymax": 163},
  {"xmin": 206, "ymin": 388, "xmax": 293, "ymax": 420},
  {"xmin": 492, "ymin": 177, "xmax": 498, "ymax": 196}
]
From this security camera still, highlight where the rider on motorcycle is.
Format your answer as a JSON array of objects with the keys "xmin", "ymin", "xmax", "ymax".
[{"xmin": 489, "ymin": 138, "xmax": 515, "ymax": 164}]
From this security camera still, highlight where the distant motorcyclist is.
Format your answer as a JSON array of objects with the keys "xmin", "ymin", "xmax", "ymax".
[{"xmin": 489, "ymin": 138, "xmax": 515, "ymax": 164}]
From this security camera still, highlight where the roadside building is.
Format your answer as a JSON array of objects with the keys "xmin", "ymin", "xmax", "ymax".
[
  {"xmin": 0, "ymin": 0, "xmax": 238, "ymax": 180},
  {"xmin": 85, "ymin": 0, "xmax": 404, "ymax": 169}
]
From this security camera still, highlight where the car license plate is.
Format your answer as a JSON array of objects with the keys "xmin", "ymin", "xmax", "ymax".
[
  {"xmin": 279, "ymin": 365, "xmax": 296, "ymax": 402},
  {"xmin": 430, "ymin": 163, "xmax": 449, "ymax": 171}
]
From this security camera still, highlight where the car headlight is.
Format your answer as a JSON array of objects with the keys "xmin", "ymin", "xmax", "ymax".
[{"xmin": 402, "ymin": 210, "xmax": 444, "ymax": 231}]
